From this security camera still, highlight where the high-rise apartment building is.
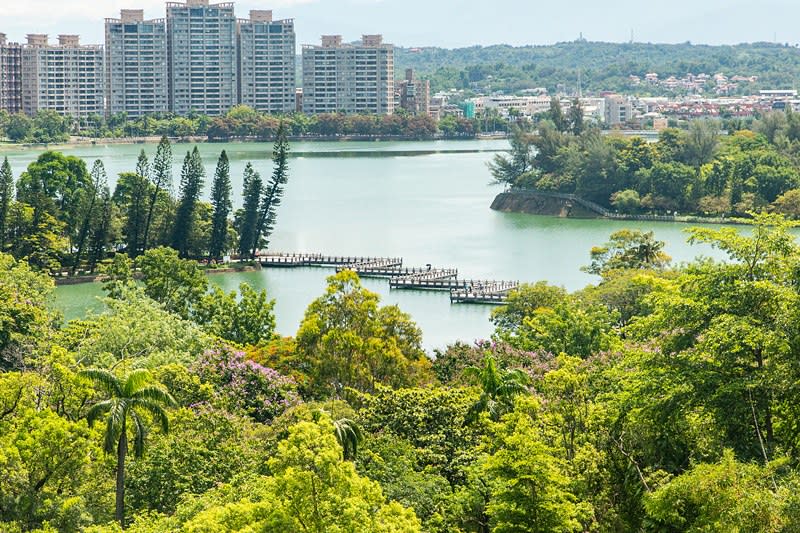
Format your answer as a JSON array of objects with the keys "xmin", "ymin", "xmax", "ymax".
[
  {"xmin": 237, "ymin": 10, "xmax": 295, "ymax": 113},
  {"xmin": 105, "ymin": 10, "xmax": 169, "ymax": 118},
  {"xmin": 301, "ymin": 34, "xmax": 394, "ymax": 115},
  {"xmin": 397, "ymin": 69, "xmax": 430, "ymax": 116},
  {"xmin": 166, "ymin": 0, "xmax": 237, "ymax": 116},
  {"xmin": 0, "ymin": 34, "xmax": 23, "ymax": 113},
  {"xmin": 21, "ymin": 34, "xmax": 104, "ymax": 118}
]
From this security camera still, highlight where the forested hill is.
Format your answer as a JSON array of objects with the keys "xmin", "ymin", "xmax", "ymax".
[{"xmin": 394, "ymin": 41, "xmax": 800, "ymax": 94}]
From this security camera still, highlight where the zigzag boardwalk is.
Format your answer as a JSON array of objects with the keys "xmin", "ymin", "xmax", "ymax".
[
  {"xmin": 258, "ymin": 251, "xmax": 519, "ymax": 304},
  {"xmin": 450, "ymin": 280, "xmax": 520, "ymax": 304}
]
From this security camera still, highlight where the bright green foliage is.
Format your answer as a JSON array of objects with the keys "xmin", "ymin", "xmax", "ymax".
[
  {"xmin": 4, "ymin": 112, "xmax": 33, "ymax": 141},
  {"xmin": 82, "ymin": 368, "xmax": 176, "ymax": 526},
  {"xmin": 482, "ymin": 404, "xmax": 589, "ymax": 533},
  {"xmin": 631, "ymin": 214, "xmax": 800, "ymax": 461},
  {"xmin": 125, "ymin": 407, "xmax": 270, "ymax": 516},
  {"xmin": 771, "ymin": 188, "xmax": 800, "ymax": 218},
  {"xmin": 60, "ymin": 290, "xmax": 207, "ymax": 368},
  {"xmin": 0, "ymin": 253, "xmax": 56, "ymax": 370},
  {"xmin": 194, "ymin": 283, "xmax": 276, "ymax": 345},
  {"xmin": 463, "ymin": 354, "xmax": 530, "ymax": 421},
  {"xmin": 295, "ymin": 270, "xmax": 432, "ymax": 397},
  {"xmin": 100, "ymin": 253, "xmax": 134, "ymax": 299},
  {"xmin": 16, "ymin": 151, "xmax": 90, "ymax": 237},
  {"xmin": 493, "ymin": 282, "xmax": 619, "ymax": 358},
  {"xmin": 644, "ymin": 451, "xmax": 795, "ymax": 532},
  {"xmin": 172, "ymin": 147, "xmax": 205, "ymax": 257},
  {"xmin": 357, "ymin": 433, "xmax": 451, "ymax": 529},
  {"xmin": 584, "ymin": 229, "xmax": 671, "ymax": 276},
  {"xmin": 433, "ymin": 340, "xmax": 554, "ymax": 385},
  {"xmin": 6, "ymin": 202, "xmax": 66, "ymax": 271},
  {"xmin": 0, "ymin": 407, "xmax": 110, "ymax": 531},
  {"xmin": 578, "ymin": 268, "xmax": 668, "ymax": 326},
  {"xmin": 357, "ymin": 386, "xmax": 481, "ymax": 484},
  {"xmin": 125, "ymin": 416, "xmax": 421, "ymax": 532},
  {"xmin": 491, "ymin": 281, "xmax": 568, "ymax": 334},
  {"xmin": 136, "ymin": 247, "xmax": 208, "ymax": 319},
  {"xmin": 208, "ymin": 150, "xmax": 232, "ymax": 260}
]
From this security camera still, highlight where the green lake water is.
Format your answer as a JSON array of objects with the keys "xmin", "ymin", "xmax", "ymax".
[{"xmin": 6, "ymin": 139, "xmax": 730, "ymax": 350}]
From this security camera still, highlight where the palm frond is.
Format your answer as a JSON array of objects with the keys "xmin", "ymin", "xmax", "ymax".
[
  {"xmin": 104, "ymin": 415, "xmax": 118, "ymax": 454},
  {"xmin": 133, "ymin": 399, "xmax": 170, "ymax": 434},
  {"xmin": 132, "ymin": 385, "xmax": 176, "ymax": 407},
  {"xmin": 333, "ymin": 418, "xmax": 363, "ymax": 461},
  {"xmin": 86, "ymin": 399, "xmax": 113, "ymax": 427},
  {"xmin": 130, "ymin": 410, "xmax": 147, "ymax": 458},
  {"xmin": 123, "ymin": 369, "xmax": 154, "ymax": 397},
  {"xmin": 80, "ymin": 368, "xmax": 122, "ymax": 397}
]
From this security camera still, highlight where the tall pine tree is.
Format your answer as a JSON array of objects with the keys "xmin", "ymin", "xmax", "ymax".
[
  {"xmin": 172, "ymin": 147, "xmax": 204, "ymax": 258},
  {"xmin": 209, "ymin": 150, "xmax": 232, "ymax": 261},
  {"xmin": 88, "ymin": 185, "xmax": 112, "ymax": 272},
  {"xmin": 238, "ymin": 162, "xmax": 262, "ymax": 259},
  {"xmin": 71, "ymin": 160, "xmax": 105, "ymax": 274},
  {"xmin": 252, "ymin": 122, "xmax": 290, "ymax": 258},
  {"xmin": 0, "ymin": 157, "xmax": 13, "ymax": 251},
  {"xmin": 136, "ymin": 149, "xmax": 149, "ymax": 179},
  {"xmin": 143, "ymin": 136, "xmax": 172, "ymax": 251}
]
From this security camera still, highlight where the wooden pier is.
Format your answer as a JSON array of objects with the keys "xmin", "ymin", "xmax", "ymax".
[
  {"xmin": 450, "ymin": 281, "xmax": 520, "ymax": 304},
  {"xmin": 258, "ymin": 251, "xmax": 520, "ymax": 305},
  {"xmin": 259, "ymin": 253, "xmax": 395, "ymax": 267}
]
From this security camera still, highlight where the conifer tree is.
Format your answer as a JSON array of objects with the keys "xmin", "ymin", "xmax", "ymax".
[
  {"xmin": 88, "ymin": 186, "xmax": 112, "ymax": 271},
  {"xmin": 136, "ymin": 149, "xmax": 149, "ymax": 179},
  {"xmin": 71, "ymin": 160, "xmax": 105, "ymax": 274},
  {"xmin": 143, "ymin": 136, "xmax": 172, "ymax": 251},
  {"xmin": 172, "ymin": 148, "xmax": 204, "ymax": 258},
  {"xmin": 238, "ymin": 162, "xmax": 262, "ymax": 259},
  {"xmin": 0, "ymin": 157, "xmax": 13, "ymax": 251},
  {"xmin": 209, "ymin": 150, "xmax": 232, "ymax": 260},
  {"xmin": 252, "ymin": 123, "xmax": 290, "ymax": 258}
]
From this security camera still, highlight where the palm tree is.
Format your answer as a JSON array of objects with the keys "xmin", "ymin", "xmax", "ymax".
[
  {"xmin": 333, "ymin": 418, "xmax": 363, "ymax": 461},
  {"xmin": 464, "ymin": 354, "xmax": 530, "ymax": 422},
  {"xmin": 81, "ymin": 369, "xmax": 176, "ymax": 527}
]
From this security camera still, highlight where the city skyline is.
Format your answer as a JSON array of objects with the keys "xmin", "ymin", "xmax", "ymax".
[{"xmin": 2, "ymin": 0, "xmax": 800, "ymax": 49}]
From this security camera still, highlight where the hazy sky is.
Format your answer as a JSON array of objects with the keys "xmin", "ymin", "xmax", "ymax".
[{"xmin": 1, "ymin": 0, "xmax": 798, "ymax": 48}]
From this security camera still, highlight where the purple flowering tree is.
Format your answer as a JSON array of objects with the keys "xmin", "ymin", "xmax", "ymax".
[{"xmin": 194, "ymin": 345, "xmax": 300, "ymax": 423}]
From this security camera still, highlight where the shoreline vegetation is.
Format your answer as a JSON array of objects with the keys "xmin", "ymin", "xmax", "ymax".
[
  {"xmin": 0, "ymin": 132, "xmax": 510, "ymax": 152},
  {"xmin": 491, "ymin": 189, "xmax": 750, "ymax": 225},
  {"xmin": 489, "ymin": 102, "xmax": 800, "ymax": 222},
  {"xmin": 0, "ymin": 106, "xmax": 486, "ymax": 146}
]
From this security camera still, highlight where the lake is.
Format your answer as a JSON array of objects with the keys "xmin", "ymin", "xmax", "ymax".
[{"xmin": 5, "ymin": 139, "xmax": 729, "ymax": 351}]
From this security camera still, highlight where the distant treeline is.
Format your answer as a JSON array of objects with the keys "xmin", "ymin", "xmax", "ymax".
[
  {"xmin": 491, "ymin": 106, "xmax": 800, "ymax": 218},
  {"xmin": 396, "ymin": 41, "xmax": 800, "ymax": 95},
  {"xmin": 0, "ymin": 106, "xmax": 481, "ymax": 144}
]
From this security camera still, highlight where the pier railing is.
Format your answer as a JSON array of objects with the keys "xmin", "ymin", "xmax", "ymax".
[{"xmin": 259, "ymin": 251, "xmax": 520, "ymax": 304}]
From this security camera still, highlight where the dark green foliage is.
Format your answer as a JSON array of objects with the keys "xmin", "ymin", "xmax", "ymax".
[
  {"xmin": 172, "ymin": 147, "xmax": 205, "ymax": 257},
  {"xmin": 393, "ymin": 41, "xmax": 800, "ymax": 95},
  {"xmin": 208, "ymin": 150, "xmax": 232, "ymax": 260},
  {"xmin": 70, "ymin": 160, "xmax": 105, "ymax": 274},
  {"xmin": 252, "ymin": 122, "xmax": 290, "ymax": 258},
  {"xmin": 237, "ymin": 162, "xmax": 262, "ymax": 259},
  {"xmin": 0, "ymin": 157, "xmax": 12, "ymax": 250},
  {"xmin": 143, "ymin": 136, "xmax": 172, "ymax": 251}
]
